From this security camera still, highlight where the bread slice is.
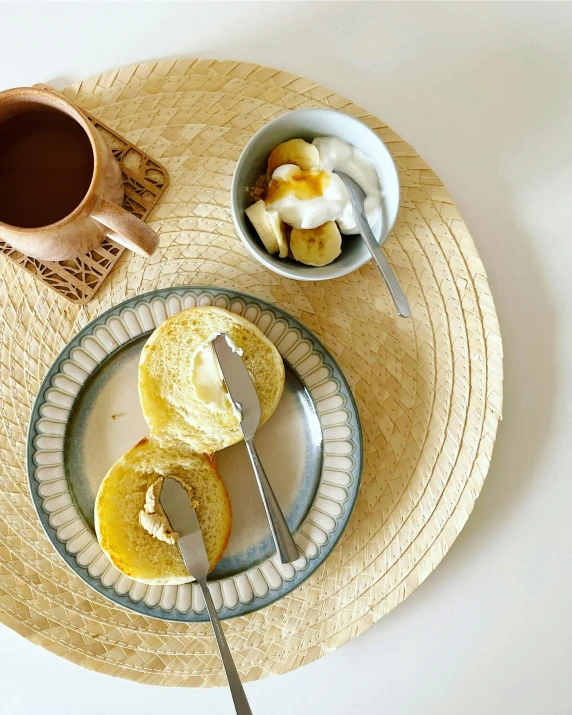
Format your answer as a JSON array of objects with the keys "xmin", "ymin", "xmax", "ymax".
[
  {"xmin": 138, "ymin": 306, "xmax": 285, "ymax": 453},
  {"xmin": 94, "ymin": 437, "xmax": 232, "ymax": 585}
]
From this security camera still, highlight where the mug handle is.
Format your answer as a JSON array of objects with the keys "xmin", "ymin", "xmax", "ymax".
[{"xmin": 91, "ymin": 197, "xmax": 159, "ymax": 257}]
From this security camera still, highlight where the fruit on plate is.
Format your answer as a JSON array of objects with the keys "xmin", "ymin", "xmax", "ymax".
[
  {"xmin": 290, "ymin": 221, "xmax": 342, "ymax": 266},
  {"xmin": 245, "ymin": 200, "xmax": 288, "ymax": 257},
  {"xmin": 267, "ymin": 138, "xmax": 319, "ymax": 177}
]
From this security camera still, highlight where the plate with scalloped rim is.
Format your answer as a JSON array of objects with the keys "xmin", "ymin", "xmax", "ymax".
[{"xmin": 27, "ymin": 286, "xmax": 362, "ymax": 621}]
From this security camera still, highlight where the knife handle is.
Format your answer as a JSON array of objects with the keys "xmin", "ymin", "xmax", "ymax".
[
  {"xmin": 244, "ymin": 439, "xmax": 299, "ymax": 564},
  {"xmin": 199, "ymin": 578, "xmax": 253, "ymax": 715}
]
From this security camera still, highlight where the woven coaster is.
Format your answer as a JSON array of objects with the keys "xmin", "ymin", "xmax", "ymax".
[
  {"xmin": 0, "ymin": 59, "xmax": 503, "ymax": 687},
  {"xmin": 0, "ymin": 109, "xmax": 169, "ymax": 304}
]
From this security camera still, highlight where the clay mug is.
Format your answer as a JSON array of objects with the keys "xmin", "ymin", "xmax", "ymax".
[{"xmin": 0, "ymin": 85, "xmax": 159, "ymax": 261}]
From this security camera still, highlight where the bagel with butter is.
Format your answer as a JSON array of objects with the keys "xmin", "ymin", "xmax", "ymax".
[
  {"xmin": 95, "ymin": 438, "xmax": 232, "ymax": 585},
  {"xmin": 138, "ymin": 306, "xmax": 285, "ymax": 453}
]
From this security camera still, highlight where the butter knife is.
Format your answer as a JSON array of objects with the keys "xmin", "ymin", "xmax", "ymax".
[
  {"xmin": 160, "ymin": 477, "xmax": 253, "ymax": 715},
  {"xmin": 212, "ymin": 333, "xmax": 299, "ymax": 564}
]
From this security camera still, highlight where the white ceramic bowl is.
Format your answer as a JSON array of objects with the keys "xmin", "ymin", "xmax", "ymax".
[{"xmin": 231, "ymin": 108, "xmax": 400, "ymax": 281}]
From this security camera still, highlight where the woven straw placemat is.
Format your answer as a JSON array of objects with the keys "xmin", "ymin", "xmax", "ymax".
[{"xmin": 0, "ymin": 59, "xmax": 503, "ymax": 686}]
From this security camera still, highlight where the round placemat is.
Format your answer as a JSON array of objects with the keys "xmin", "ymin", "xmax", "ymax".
[{"xmin": 0, "ymin": 59, "xmax": 503, "ymax": 686}]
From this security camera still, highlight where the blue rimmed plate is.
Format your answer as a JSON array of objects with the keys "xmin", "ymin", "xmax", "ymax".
[{"xmin": 27, "ymin": 286, "xmax": 362, "ymax": 621}]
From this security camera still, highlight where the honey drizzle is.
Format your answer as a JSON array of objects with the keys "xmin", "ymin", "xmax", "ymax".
[{"xmin": 266, "ymin": 168, "xmax": 330, "ymax": 204}]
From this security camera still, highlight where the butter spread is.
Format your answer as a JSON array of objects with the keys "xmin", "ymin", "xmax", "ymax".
[
  {"xmin": 190, "ymin": 333, "xmax": 242, "ymax": 420},
  {"xmin": 139, "ymin": 475, "xmax": 197, "ymax": 544}
]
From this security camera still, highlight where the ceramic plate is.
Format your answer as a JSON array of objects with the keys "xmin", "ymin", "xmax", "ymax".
[{"xmin": 27, "ymin": 287, "xmax": 362, "ymax": 621}]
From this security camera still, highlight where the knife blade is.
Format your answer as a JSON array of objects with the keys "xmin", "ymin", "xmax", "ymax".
[
  {"xmin": 159, "ymin": 476, "xmax": 209, "ymax": 579},
  {"xmin": 212, "ymin": 333, "xmax": 261, "ymax": 440}
]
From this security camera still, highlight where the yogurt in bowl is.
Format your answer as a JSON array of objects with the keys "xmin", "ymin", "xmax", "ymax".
[
  {"xmin": 313, "ymin": 136, "xmax": 382, "ymax": 234},
  {"xmin": 231, "ymin": 108, "xmax": 400, "ymax": 281},
  {"xmin": 265, "ymin": 138, "xmax": 381, "ymax": 235}
]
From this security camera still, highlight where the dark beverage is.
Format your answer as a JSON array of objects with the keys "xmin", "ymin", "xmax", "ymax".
[{"xmin": 0, "ymin": 110, "xmax": 94, "ymax": 228}]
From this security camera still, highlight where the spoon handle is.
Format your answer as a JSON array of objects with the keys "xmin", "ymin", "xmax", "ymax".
[
  {"xmin": 354, "ymin": 208, "xmax": 411, "ymax": 318},
  {"xmin": 337, "ymin": 169, "xmax": 411, "ymax": 318},
  {"xmin": 199, "ymin": 578, "xmax": 254, "ymax": 715}
]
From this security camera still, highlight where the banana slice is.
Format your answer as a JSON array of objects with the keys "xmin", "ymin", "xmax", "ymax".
[
  {"xmin": 245, "ymin": 200, "xmax": 288, "ymax": 257},
  {"xmin": 267, "ymin": 139, "xmax": 320, "ymax": 177},
  {"xmin": 290, "ymin": 221, "xmax": 341, "ymax": 266},
  {"xmin": 267, "ymin": 210, "xmax": 289, "ymax": 258}
]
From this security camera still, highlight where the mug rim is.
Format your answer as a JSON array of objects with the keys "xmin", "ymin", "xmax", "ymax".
[{"xmin": 0, "ymin": 86, "xmax": 102, "ymax": 233}]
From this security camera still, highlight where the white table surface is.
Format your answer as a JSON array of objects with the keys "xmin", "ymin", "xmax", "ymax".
[{"xmin": 1, "ymin": 2, "xmax": 571, "ymax": 713}]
